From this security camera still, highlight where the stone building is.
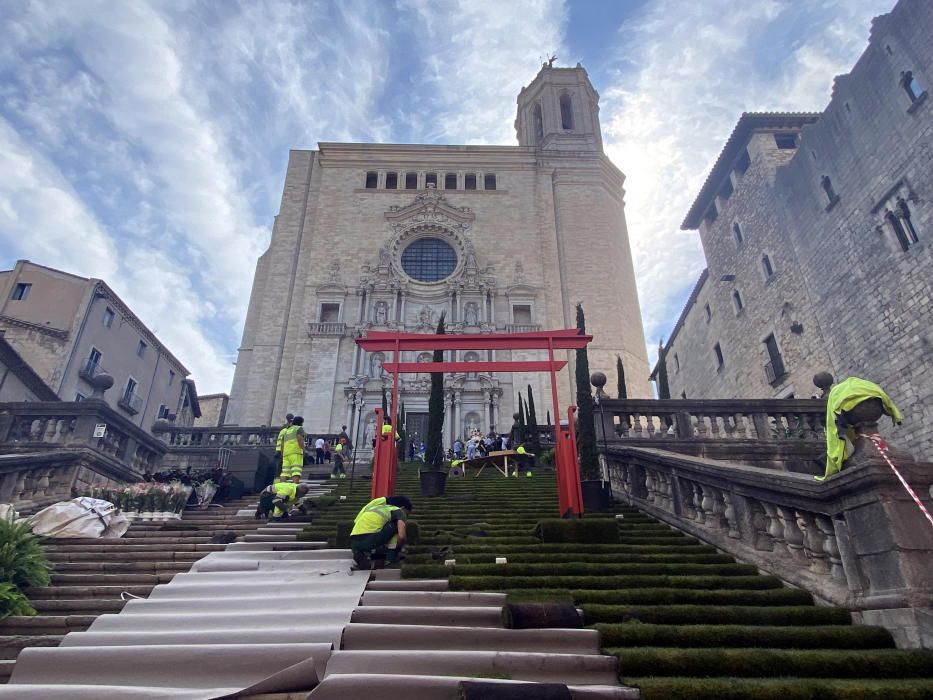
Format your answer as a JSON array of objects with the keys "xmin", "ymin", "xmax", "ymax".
[
  {"xmin": 193, "ymin": 393, "xmax": 229, "ymax": 428},
  {"xmin": 0, "ymin": 260, "xmax": 200, "ymax": 431},
  {"xmin": 0, "ymin": 334, "xmax": 58, "ymax": 402},
  {"xmin": 658, "ymin": 0, "xmax": 932, "ymax": 458},
  {"xmin": 227, "ymin": 63, "xmax": 650, "ymax": 444}
]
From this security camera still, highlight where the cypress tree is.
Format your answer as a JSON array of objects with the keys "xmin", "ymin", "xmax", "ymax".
[
  {"xmin": 397, "ymin": 402, "xmax": 407, "ymax": 461},
  {"xmin": 656, "ymin": 339, "xmax": 671, "ymax": 399},
  {"xmin": 425, "ymin": 313, "xmax": 447, "ymax": 468},
  {"xmin": 575, "ymin": 304, "xmax": 599, "ymax": 479},
  {"xmin": 381, "ymin": 387, "xmax": 389, "ymax": 417},
  {"xmin": 547, "ymin": 409, "xmax": 552, "ymax": 438},
  {"xmin": 527, "ymin": 384, "xmax": 541, "ymax": 453},
  {"xmin": 616, "ymin": 355, "xmax": 628, "ymax": 399},
  {"xmin": 517, "ymin": 393, "xmax": 526, "ymax": 444}
]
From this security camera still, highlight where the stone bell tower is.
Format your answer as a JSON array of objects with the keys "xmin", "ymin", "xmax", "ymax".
[{"xmin": 515, "ymin": 62, "xmax": 603, "ymax": 152}]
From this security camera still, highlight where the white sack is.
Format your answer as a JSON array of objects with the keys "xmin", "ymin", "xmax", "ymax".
[{"xmin": 28, "ymin": 497, "xmax": 130, "ymax": 539}]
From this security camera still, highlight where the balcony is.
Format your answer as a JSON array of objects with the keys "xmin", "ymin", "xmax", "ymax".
[
  {"xmin": 79, "ymin": 360, "xmax": 106, "ymax": 383},
  {"xmin": 764, "ymin": 357, "xmax": 786, "ymax": 385},
  {"xmin": 308, "ymin": 322, "xmax": 347, "ymax": 337},
  {"xmin": 118, "ymin": 391, "xmax": 143, "ymax": 415},
  {"xmin": 505, "ymin": 323, "xmax": 541, "ymax": 333}
]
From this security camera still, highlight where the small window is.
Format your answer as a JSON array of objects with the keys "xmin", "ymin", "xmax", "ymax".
[
  {"xmin": 484, "ymin": 174, "xmax": 496, "ymax": 190},
  {"xmin": 718, "ymin": 177, "xmax": 733, "ymax": 201},
  {"xmin": 821, "ymin": 175, "xmax": 838, "ymax": 206},
  {"xmin": 320, "ymin": 303, "xmax": 340, "ymax": 322},
  {"xmin": 88, "ymin": 348, "xmax": 102, "ymax": 366},
  {"xmin": 102, "ymin": 307, "xmax": 115, "ymax": 327},
  {"xmin": 559, "ymin": 93, "xmax": 574, "ymax": 130},
  {"xmin": 75, "ymin": 392, "xmax": 86, "ymax": 402},
  {"xmin": 405, "ymin": 172, "xmax": 417, "ymax": 189},
  {"xmin": 900, "ymin": 70, "xmax": 925, "ymax": 102},
  {"xmin": 704, "ymin": 203, "xmax": 718, "ymax": 224},
  {"xmin": 732, "ymin": 290, "xmax": 744, "ymax": 314},
  {"xmin": 465, "ymin": 173, "xmax": 477, "ymax": 190},
  {"xmin": 425, "ymin": 172, "xmax": 437, "ymax": 188},
  {"xmin": 445, "ymin": 173, "xmax": 457, "ymax": 190},
  {"xmin": 124, "ymin": 377, "xmax": 138, "ymax": 400},
  {"xmin": 704, "ymin": 303, "xmax": 712, "ymax": 322},
  {"xmin": 764, "ymin": 334, "xmax": 785, "ymax": 384},
  {"xmin": 158, "ymin": 404, "xmax": 170, "ymax": 419},
  {"xmin": 680, "ymin": 391, "xmax": 687, "ymax": 399},
  {"xmin": 364, "ymin": 171, "xmax": 378, "ymax": 189},
  {"xmin": 512, "ymin": 304, "xmax": 532, "ymax": 324},
  {"xmin": 168, "ymin": 370, "xmax": 176, "ymax": 386},
  {"xmin": 713, "ymin": 342, "xmax": 724, "ymax": 369},
  {"xmin": 386, "ymin": 172, "xmax": 398, "ymax": 189},
  {"xmin": 137, "ymin": 340, "xmax": 147, "ymax": 358},
  {"xmin": 674, "ymin": 354, "xmax": 681, "ymax": 372},
  {"xmin": 11, "ymin": 283, "xmax": 31, "ymax": 300},
  {"xmin": 732, "ymin": 222, "xmax": 744, "ymax": 245},
  {"xmin": 734, "ymin": 149, "xmax": 751, "ymax": 175},
  {"xmin": 774, "ymin": 133, "xmax": 797, "ymax": 149},
  {"xmin": 762, "ymin": 254, "xmax": 774, "ymax": 279},
  {"xmin": 886, "ymin": 198, "xmax": 920, "ymax": 252}
]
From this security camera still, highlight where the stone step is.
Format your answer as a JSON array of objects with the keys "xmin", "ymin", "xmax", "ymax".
[
  {"xmin": 0, "ymin": 616, "xmax": 96, "ymax": 635},
  {"xmin": 32, "ymin": 599, "xmax": 125, "ymax": 614},
  {"xmin": 360, "ymin": 591, "xmax": 506, "ymax": 608},
  {"xmin": 242, "ymin": 534, "xmax": 297, "ymax": 542},
  {"xmin": 0, "ymin": 635, "xmax": 64, "ymax": 661},
  {"xmin": 308, "ymin": 675, "xmax": 637, "ymax": 699},
  {"xmin": 342, "ymin": 623, "xmax": 600, "ymax": 654},
  {"xmin": 323, "ymin": 650, "xmax": 619, "ymax": 686},
  {"xmin": 350, "ymin": 606, "xmax": 504, "ymax": 628},
  {"xmin": 50, "ymin": 573, "xmax": 176, "ymax": 586},
  {"xmin": 50, "ymin": 562, "xmax": 191, "ymax": 574},
  {"xmin": 45, "ymin": 551, "xmax": 206, "ymax": 563},
  {"xmin": 23, "ymin": 585, "xmax": 154, "ymax": 600},
  {"xmin": 41, "ymin": 544, "xmax": 227, "ymax": 554},
  {"xmin": 365, "ymin": 580, "xmax": 450, "ymax": 592}
]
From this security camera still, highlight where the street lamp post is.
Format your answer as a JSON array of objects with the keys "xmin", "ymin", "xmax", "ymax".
[
  {"xmin": 591, "ymin": 372, "xmax": 609, "ymax": 481},
  {"xmin": 349, "ymin": 395, "xmax": 366, "ymax": 494}
]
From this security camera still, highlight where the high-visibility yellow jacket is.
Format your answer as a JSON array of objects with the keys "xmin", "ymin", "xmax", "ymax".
[
  {"xmin": 381, "ymin": 424, "xmax": 400, "ymax": 439},
  {"xmin": 350, "ymin": 497, "xmax": 403, "ymax": 536},
  {"xmin": 282, "ymin": 425, "xmax": 304, "ymax": 458},
  {"xmin": 517, "ymin": 445, "xmax": 527, "ymax": 455},
  {"xmin": 275, "ymin": 426, "xmax": 289, "ymax": 453},
  {"xmin": 818, "ymin": 377, "xmax": 903, "ymax": 481}
]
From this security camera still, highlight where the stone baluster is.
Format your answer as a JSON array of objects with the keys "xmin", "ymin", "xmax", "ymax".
[
  {"xmin": 778, "ymin": 506, "xmax": 810, "ymax": 565},
  {"xmin": 722, "ymin": 492, "xmax": 740, "ymax": 538},
  {"xmin": 747, "ymin": 500, "xmax": 774, "ymax": 551},
  {"xmin": 796, "ymin": 511, "xmax": 830, "ymax": 575},
  {"xmin": 761, "ymin": 502, "xmax": 787, "ymax": 556},
  {"xmin": 632, "ymin": 412, "xmax": 644, "ymax": 438},
  {"xmin": 815, "ymin": 515, "xmax": 847, "ymax": 584},
  {"xmin": 645, "ymin": 469, "xmax": 657, "ymax": 504}
]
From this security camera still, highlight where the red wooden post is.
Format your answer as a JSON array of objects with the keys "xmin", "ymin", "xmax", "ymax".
[{"xmin": 371, "ymin": 407, "xmax": 392, "ymax": 499}]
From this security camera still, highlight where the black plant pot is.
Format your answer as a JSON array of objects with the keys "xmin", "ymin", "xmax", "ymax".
[
  {"xmin": 581, "ymin": 480, "xmax": 611, "ymax": 512},
  {"xmin": 419, "ymin": 469, "xmax": 448, "ymax": 497}
]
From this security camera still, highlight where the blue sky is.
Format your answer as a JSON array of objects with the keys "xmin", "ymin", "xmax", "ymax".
[{"xmin": 0, "ymin": 0, "xmax": 894, "ymax": 393}]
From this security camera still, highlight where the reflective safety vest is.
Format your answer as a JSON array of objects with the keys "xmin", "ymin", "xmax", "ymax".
[
  {"xmin": 350, "ymin": 497, "xmax": 401, "ymax": 536},
  {"xmin": 282, "ymin": 425, "xmax": 303, "ymax": 457},
  {"xmin": 381, "ymin": 424, "xmax": 399, "ymax": 439},
  {"xmin": 517, "ymin": 445, "xmax": 527, "ymax": 455},
  {"xmin": 335, "ymin": 443, "xmax": 343, "ymax": 452},
  {"xmin": 273, "ymin": 481, "xmax": 298, "ymax": 502},
  {"xmin": 276, "ymin": 425, "xmax": 289, "ymax": 453}
]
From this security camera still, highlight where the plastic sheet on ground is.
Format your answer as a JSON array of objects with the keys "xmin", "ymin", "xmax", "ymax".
[{"xmin": 27, "ymin": 497, "xmax": 129, "ymax": 539}]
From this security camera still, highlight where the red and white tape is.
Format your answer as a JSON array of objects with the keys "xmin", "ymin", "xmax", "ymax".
[{"xmin": 860, "ymin": 432, "xmax": 933, "ymax": 529}]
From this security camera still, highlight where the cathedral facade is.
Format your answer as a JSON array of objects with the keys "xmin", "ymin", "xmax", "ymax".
[{"xmin": 226, "ymin": 64, "xmax": 650, "ymax": 445}]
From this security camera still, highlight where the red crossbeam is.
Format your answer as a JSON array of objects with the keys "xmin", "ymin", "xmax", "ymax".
[
  {"xmin": 357, "ymin": 329, "xmax": 591, "ymax": 352},
  {"xmin": 382, "ymin": 360, "xmax": 567, "ymax": 374}
]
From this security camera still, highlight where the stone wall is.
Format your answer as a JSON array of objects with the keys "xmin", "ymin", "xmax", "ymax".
[{"xmin": 665, "ymin": 0, "xmax": 932, "ymax": 459}]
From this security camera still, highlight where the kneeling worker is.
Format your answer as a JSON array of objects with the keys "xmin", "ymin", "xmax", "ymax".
[
  {"xmin": 516, "ymin": 443, "xmax": 536, "ymax": 477},
  {"xmin": 257, "ymin": 482, "xmax": 309, "ymax": 519},
  {"xmin": 349, "ymin": 495, "xmax": 413, "ymax": 570}
]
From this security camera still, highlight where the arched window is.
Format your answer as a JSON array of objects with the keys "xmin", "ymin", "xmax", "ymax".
[
  {"xmin": 533, "ymin": 104, "xmax": 544, "ymax": 144},
  {"xmin": 559, "ymin": 93, "xmax": 574, "ymax": 130},
  {"xmin": 886, "ymin": 199, "xmax": 920, "ymax": 252},
  {"xmin": 900, "ymin": 70, "xmax": 924, "ymax": 103},
  {"xmin": 761, "ymin": 254, "xmax": 774, "ymax": 279}
]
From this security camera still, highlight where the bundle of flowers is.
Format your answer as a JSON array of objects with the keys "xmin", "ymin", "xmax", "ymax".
[{"xmin": 77, "ymin": 481, "xmax": 193, "ymax": 520}]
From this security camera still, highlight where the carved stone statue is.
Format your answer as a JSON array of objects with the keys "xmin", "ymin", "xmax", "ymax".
[
  {"xmin": 419, "ymin": 305, "xmax": 434, "ymax": 327},
  {"xmin": 464, "ymin": 302, "xmax": 479, "ymax": 326},
  {"xmin": 363, "ymin": 417, "xmax": 376, "ymax": 445},
  {"xmin": 378, "ymin": 247, "xmax": 391, "ymax": 266},
  {"xmin": 370, "ymin": 352, "xmax": 385, "ymax": 377},
  {"xmin": 374, "ymin": 301, "xmax": 388, "ymax": 325},
  {"xmin": 417, "ymin": 352, "xmax": 432, "ymax": 381}
]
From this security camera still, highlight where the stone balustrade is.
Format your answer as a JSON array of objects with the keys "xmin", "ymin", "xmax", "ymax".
[
  {"xmin": 595, "ymin": 398, "xmax": 827, "ymax": 473},
  {"xmin": 308, "ymin": 322, "xmax": 348, "ymax": 337},
  {"xmin": 156, "ymin": 425, "xmax": 280, "ymax": 448},
  {"xmin": 605, "ymin": 444, "xmax": 933, "ymax": 648}
]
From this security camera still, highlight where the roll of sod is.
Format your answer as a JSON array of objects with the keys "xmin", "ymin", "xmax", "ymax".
[
  {"xmin": 627, "ymin": 677, "xmax": 933, "ymax": 700},
  {"xmin": 504, "ymin": 603, "xmax": 583, "ymax": 630},
  {"xmin": 583, "ymin": 604, "xmax": 851, "ymax": 626},
  {"xmin": 460, "ymin": 681, "xmax": 572, "ymax": 699},
  {"xmin": 535, "ymin": 519, "xmax": 621, "ymax": 544},
  {"xmin": 597, "ymin": 624, "xmax": 894, "ymax": 649},
  {"xmin": 448, "ymin": 575, "xmax": 785, "ymax": 591},
  {"xmin": 408, "ymin": 562, "xmax": 759, "ymax": 578}
]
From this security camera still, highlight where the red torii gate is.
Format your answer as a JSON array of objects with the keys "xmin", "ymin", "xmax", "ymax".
[{"xmin": 355, "ymin": 328, "xmax": 592, "ymax": 517}]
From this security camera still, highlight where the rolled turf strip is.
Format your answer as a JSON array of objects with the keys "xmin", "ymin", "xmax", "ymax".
[{"xmin": 504, "ymin": 603, "xmax": 583, "ymax": 629}]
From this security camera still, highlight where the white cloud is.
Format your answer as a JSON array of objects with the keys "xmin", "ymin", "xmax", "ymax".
[
  {"xmin": 399, "ymin": 0, "xmax": 568, "ymax": 144},
  {"xmin": 600, "ymin": 0, "xmax": 894, "ymax": 366}
]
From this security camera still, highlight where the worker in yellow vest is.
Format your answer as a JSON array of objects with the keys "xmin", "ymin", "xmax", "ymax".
[
  {"xmin": 256, "ymin": 482, "xmax": 309, "ymax": 519},
  {"xmin": 331, "ymin": 437, "xmax": 347, "ymax": 479},
  {"xmin": 274, "ymin": 413, "xmax": 294, "ymax": 476},
  {"xmin": 515, "ymin": 443, "xmax": 535, "ymax": 478},
  {"xmin": 281, "ymin": 415, "xmax": 306, "ymax": 481},
  {"xmin": 381, "ymin": 419, "xmax": 400, "ymax": 441},
  {"xmin": 349, "ymin": 495, "xmax": 413, "ymax": 570}
]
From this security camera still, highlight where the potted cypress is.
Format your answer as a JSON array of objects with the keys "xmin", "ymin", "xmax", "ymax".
[{"xmin": 420, "ymin": 313, "xmax": 449, "ymax": 496}]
